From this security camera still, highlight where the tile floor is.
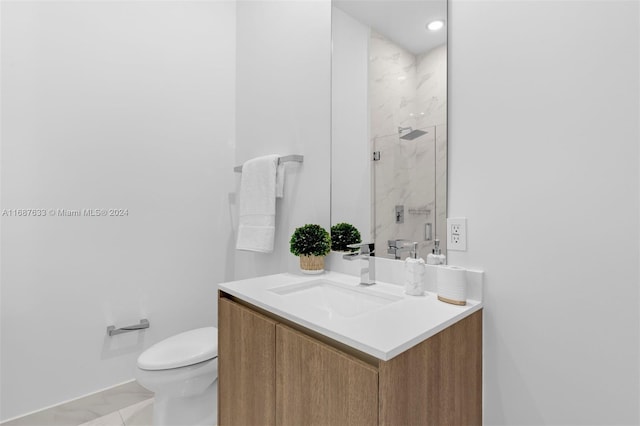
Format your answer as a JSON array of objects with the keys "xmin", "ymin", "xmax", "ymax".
[
  {"xmin": 78, "ymin": 399, "xmax": 153, "ymax": 426},
  {"xmin": 1, "ymin": 382, "xmax": 153, "ymax": 426}
]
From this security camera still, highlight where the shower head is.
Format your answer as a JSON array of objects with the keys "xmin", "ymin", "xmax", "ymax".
[{"xmin": 399, "ymin": 128, "xmax": 428, "ymax": 141}]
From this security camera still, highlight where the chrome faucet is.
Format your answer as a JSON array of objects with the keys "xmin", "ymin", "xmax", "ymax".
[
  {"xmin": 343, "ymin": 242, "xmax": 375, "ymax": 286},
  {"xmin": 387, "ymin": 238, "xmax": 411, "ymax": 260}
]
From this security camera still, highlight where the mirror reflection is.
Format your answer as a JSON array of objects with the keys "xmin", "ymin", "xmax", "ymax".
[{"xmin": 331, "ymin": 0, "xmax": 448, "ymax": 261}]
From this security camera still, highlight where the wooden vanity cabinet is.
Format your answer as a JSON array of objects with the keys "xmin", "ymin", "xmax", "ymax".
[
  {"xmin": 218, "ymin": 292, "xmax": 482, "ymax": 426},
  {"xmin": 218, "ymin": 297, "xmax": 277, "ymax": 426},
  {"xmin": 276, "ymin": 324, "xmax": 378, "ymax": 425}
]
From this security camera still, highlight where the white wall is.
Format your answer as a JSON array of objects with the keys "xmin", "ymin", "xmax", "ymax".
[
  {"xmin": 0, "ymin": 1, "xmax": 235, "ymax": 420},
  {"xmin": 330, "ymin": 7, "xmax": 371, "ymax": 242},
  {"xmin": 449, "ymin": 1, "xmax": 639, "ymax": 424},
  {"xmin": 233, "ymin": 0, "xmax": 331, "ymax": 279}
]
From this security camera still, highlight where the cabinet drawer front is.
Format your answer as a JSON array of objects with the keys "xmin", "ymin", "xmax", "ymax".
[
  {"xmin": 219, "ymin": 298, "xmax": 277, "ymax": 426},
  {"xmin": 276, "ymin": 324, "xmax": 378, "ymax": 426}
]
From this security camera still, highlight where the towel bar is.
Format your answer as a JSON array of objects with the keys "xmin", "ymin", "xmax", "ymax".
[
  {"xmin": 233, "ymin": 155, "xmax": 303, "ymax": 173},
  {"xmin": 107, "ymin": 319, "xmax": 150, "ymax": 336}
]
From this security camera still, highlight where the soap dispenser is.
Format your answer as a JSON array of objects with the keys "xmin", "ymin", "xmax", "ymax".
[
  {"xmin": 426, "ymin": 239, "xmax": 446, "ymax": 265},
  {"xmin": 404, "ymin": 242, "xmax": 425, "ymax": 296}
]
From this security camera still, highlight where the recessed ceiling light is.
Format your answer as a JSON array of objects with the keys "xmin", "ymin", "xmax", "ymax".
[{"xmin": 427, "ymin": 20, "xmax": 444, "ymax": 31}]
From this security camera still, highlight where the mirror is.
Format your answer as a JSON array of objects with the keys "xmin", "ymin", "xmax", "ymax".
[{"xmin": 331, "ymin": 0, "xmax": 447, "ymax": 261}]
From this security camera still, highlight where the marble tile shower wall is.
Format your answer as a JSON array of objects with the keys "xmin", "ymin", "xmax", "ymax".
[
  {"xmin": 417, "ymin": 45, "xmax": 448, "ymax": 257},
  {"xmin": 369, "ymin": 32, "xmax": 447, "ymax": 260}
]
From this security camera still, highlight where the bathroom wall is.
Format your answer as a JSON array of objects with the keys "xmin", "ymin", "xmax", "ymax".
[
  {"xmin": 0, "ymin": 1, "xmax": 235, "ymax": 421},
  {"xmin": 448, "ymin": 0, "xmax": 640, "ymax": 424},
  {"xmin": 233, "ymin": 0, "xmax": 331, "ymax": 279}
]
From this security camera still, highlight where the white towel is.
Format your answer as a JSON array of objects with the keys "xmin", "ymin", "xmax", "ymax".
[{"xmin": 236, "ymin": 154, "xmax": 279, "ymax": 253}]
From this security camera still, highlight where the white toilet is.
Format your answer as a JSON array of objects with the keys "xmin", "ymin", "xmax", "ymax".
[{"xmin": 136, "ymin": 327, "xmax": 218, "ymax": 426}]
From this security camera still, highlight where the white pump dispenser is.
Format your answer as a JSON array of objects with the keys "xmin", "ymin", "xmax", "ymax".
[
  {"xmin": 404, "ymin": 242, "xmax": 425, "ymax": 296},
  {"xmin": 426, "ymin": 239, "xmax": 446, "ymax": 265}
]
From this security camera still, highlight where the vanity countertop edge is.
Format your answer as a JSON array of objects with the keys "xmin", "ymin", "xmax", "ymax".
[{"xmin": 218, "ymin": 271, "xmax": 483, "ymax": 361}]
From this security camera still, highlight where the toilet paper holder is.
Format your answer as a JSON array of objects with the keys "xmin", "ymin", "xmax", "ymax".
[{"xmin": 107, "ymin": 319, "xmax": 150, "ymax": 336}]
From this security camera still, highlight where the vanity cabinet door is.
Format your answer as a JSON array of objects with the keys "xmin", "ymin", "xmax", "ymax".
[
  {"xmin": 219, "ymin": 298, "xmax": 277, "ymax": 426},
  {"xmin": 275, "ymin": 324, "xmax": 378, "ymax": 426},
  {"xmin": 378, "ymin": 309, "xmax": 483, "ymax": 426}
]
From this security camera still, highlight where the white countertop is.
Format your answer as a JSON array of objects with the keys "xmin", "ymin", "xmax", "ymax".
[{"xmin": 218, "ymin": 271, "xmax": 483, "ymax": 361}]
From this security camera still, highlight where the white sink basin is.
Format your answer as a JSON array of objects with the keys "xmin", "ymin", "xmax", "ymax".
[{"xmin": 269, "ymin": 279, "xmax": 402, "ymax": 319}]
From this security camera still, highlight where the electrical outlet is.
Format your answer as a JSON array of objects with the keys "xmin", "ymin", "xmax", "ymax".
[{"xmin": 447, "ymin": 217, "xmax": 467, "ymax": 251}]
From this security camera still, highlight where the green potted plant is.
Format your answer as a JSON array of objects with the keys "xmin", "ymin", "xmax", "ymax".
[
  {"xmin": 290, "ymin": 224, "xmax": 331, "ymax": 273},
  {"xmin": 330, "ymin": 222, "xmax": 362, "ymax": 252}
]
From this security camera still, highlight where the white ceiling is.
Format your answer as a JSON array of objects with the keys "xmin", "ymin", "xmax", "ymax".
[{"xmin": 333, "ymin": 0, "xmax": 447, "ymax": 55}]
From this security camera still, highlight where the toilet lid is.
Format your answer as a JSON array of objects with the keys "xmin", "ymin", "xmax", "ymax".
[{"xmin": 137, "ymin": 327, "xmax": 218, "ymax": 371}]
